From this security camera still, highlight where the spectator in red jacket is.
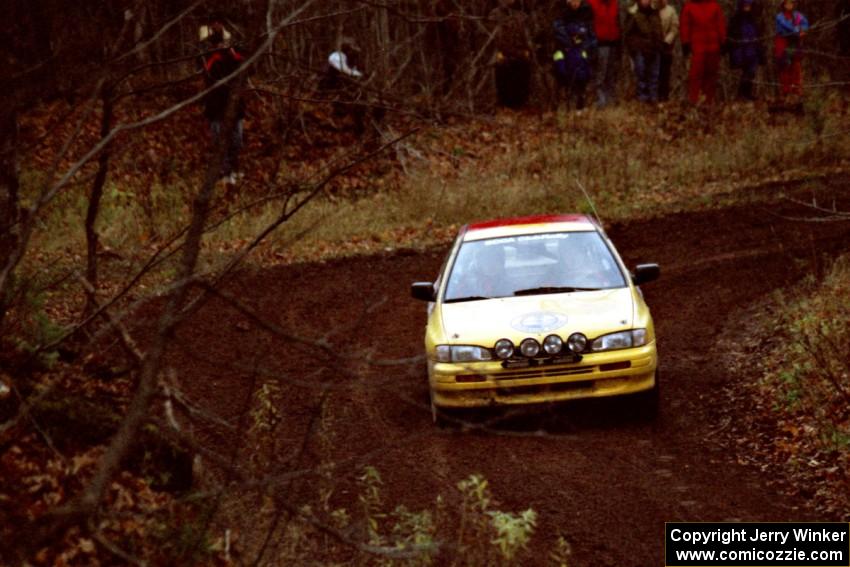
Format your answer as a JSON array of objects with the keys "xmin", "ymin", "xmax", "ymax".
[
  {"xmin": 680, "ymin": 0, "xmax": 727, "ymax": 104},
  {"xmin": 201, "ymin": 22, "xmax": 247, "ymax": 184},
  {"xmin": 588, "ymin": 0, "xmax": 621, "ymax": 106}
]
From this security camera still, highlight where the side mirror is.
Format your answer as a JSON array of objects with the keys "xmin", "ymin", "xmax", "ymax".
[
  {"xmin": 411, "ymin": 282, "xmax": 436, "ymax": 302},
  {"xmin": 632, "ymin": 263, "xmax": 660, "ymax": 286}
]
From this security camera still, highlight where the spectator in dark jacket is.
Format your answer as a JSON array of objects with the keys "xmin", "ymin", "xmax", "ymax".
[
  {"xmin": 554, "ymin": 18, "xmax": 596, "ymax": 109},
  {"xmin": 201, "ymin": 24, "xmax": 246, "ymax": 183},
  {"xmin": 728, "ymin": 0, "xmax": 765, "ymax": 100},
  {"xmin": 554, "ymin": 0, "xmax": 597, "ymax": 109},
  {"xmin": 837, "ymin": 0, "xmax": 850, "ymax": 89},
  {"xmin": 587, "ymin": 0, "xmax": 621, "ymax": 106},
  {"xmin": 680, "ymin": 0, "xmax": 727, "ymax": 104},
  {"xmin": 838, "ymin": 0, "xmax": 850, "ymax": 55},
  {"xmin": 625, "ymin": 0, "xmax": 664, "ymax": 102},
  {"xmin": 490, "ymin": 0, "xmax": 533, "ymax": 108}
]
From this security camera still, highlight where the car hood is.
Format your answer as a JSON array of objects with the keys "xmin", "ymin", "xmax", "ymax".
[{"xmin": 438, "ymin": 287, "xmax": 635, "ymax": 344}]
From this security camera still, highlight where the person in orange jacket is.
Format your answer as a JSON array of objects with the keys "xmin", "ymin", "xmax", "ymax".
[{"xmin": 680, "ymin": 0, "xmax": 727, "ymax": 104}]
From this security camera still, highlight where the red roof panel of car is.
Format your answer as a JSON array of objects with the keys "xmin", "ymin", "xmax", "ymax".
[{"xmin": 467, "ymin": 214, "xmax": 595, "ymax": 232}]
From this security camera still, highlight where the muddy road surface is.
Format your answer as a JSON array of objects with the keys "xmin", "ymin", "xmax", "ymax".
[{"xmin": 163, "ymin": 184, "xmax": 850, "ymax": 566}]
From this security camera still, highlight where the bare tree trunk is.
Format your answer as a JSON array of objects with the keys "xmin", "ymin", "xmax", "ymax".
[
  {"xmin": 83, "ymin": 88, "xmax": 114, "ymax": 319},
  {"xmin": 0, "ymin": 106, "xmax": 20, "ymax": 330},
  {"xmin": 22, "ymin": 88, "xmax": 244, "ymax": 560},
  {"xmin": 76, "ymin": 97, "xmax": 240, "ymax": 513}
]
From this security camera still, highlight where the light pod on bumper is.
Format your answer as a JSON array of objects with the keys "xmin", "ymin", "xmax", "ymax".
[
  {"xmin": 567, "ymin": 333, "xmax": 587, "ymax": 353},
  {"xmin": 543, "ymin": 334, "xmax": 563, "ymax": 354},
  {"xmin": 494, "ymin": 339, "xmax": 514, "ymax": 360},
  {"xmin": 520, "ymin": 338, "xmax": 540, "ymax": 358}
]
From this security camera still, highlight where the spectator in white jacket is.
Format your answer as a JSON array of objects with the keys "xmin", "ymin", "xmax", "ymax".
[
  {"xmin": 328, "ymin": 50, "xmax": 363, "ymax": 78},
  {"xmin": 321, "ymin": 38, "xmax": 364, "ymax": 91},
  {"xmin": 319, "ymin": 38, "xmax": 381, "ymax": 135}
]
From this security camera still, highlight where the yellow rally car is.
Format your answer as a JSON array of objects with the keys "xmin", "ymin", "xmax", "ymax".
[{"xmin": 411, "ymin": 214, "xmax": 660, "ymax": 424}]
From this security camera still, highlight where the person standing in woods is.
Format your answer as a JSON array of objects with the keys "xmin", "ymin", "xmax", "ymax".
[
  {"xmin": 774, "ymin": 0, "xmax": 809, "ymax": 100},
  {"xmin": 587, "ymin": 0, "xmax": 622, "ymax": 107},
  {"xmin": 656, "ymin": 0, "xmax": 679, "ymax": 101},
  {"xmin": 200, "ymin": 19, "xmax": 246, "ymax": 184},
  {"xmin": 553, "ymin": 18, "xmax": 595, "ymax": 109},
  {"xmin": 728, "ymin": 0, "xmax": 766, "ymax": 100},
  {"xmin": 680, "ymin": 0, "xmax": 727, "ymax": 104},
  {"xmin": 838, "ymin": 0, "xmax": 850, "ymax": 56},
  {"xmin": 320, "ymin": 37, "xmax": 375, "ymax": 134},
  {"xmin": 554, "ymin": 0, "xmax": 597, "ymax": 109},
  {"xmin": 624, "ymin": 0, "xmax": 664, "ymax": 103},
  {"xmin": 490, "ymin": 0, "xmax": 533, "ymax": 108},
  {"xmin": 837, "ymin": 0, "xmax": 850, "ymax": 94}
]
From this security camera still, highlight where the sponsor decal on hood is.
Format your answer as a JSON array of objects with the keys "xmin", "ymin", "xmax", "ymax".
[{"xmin": 511, "ymin": 311, "xmax": 568, "ymax": 333}]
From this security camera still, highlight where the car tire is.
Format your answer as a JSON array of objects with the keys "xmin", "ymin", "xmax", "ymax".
[
  {"xmin": 432, "ymin": 405, "xmax": 459, "ymax": 428},
  {"xmin": 430, "ymin": 392, "xmax": 444, "ymax": 426},
  {"xmin": 635, "ymin": 374, "xmax": 660, "ymax": 422},
  {"xmin": 431, "ymin": 394, "xmax": 463, "ymax": 428},
  {"xmin": 433, "ymin": 406, "xmax": 451, "ymax": 428}
]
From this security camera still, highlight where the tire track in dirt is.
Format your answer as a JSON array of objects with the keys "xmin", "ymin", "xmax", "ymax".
[{"xmin": 160, "ymin": 187, "xmax": 850, "ymax": 566}]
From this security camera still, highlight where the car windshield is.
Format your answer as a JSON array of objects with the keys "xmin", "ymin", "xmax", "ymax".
[{"xmin": 443, "ymin": 231, "xmax": 627, "ymax": 302}]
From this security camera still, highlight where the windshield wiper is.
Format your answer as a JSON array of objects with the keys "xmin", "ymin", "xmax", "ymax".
[
  {"xmin": 443, "ymin": 295, "xmax": 492, "ymax": 303},
  {"xmin": 513, "ymin": 286, "xmax": 600, "ymax": 296}
]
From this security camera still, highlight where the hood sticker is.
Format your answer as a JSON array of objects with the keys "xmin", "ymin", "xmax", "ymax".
[{"xmin": 510, "ymin": 311, "xmax": 568, "ymax": 334}]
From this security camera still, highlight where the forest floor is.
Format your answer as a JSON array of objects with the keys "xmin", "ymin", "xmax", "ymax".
[
  {"xmin": 142, "ymin": 179, "xmax": 850, "ymax": 565},
  {"xmin": 6, "ymin": 95, "xmax": 850, "ymax": 564}
]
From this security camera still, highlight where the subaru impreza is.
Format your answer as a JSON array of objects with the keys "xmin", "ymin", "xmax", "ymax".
[{"xmin": 411, "ymin": 214, "xmax": 660, "ymax": 424}]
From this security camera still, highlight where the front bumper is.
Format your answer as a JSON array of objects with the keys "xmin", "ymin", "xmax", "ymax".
[{"xmin": 429, "ymin": 342, "xmax": 657, "ymax": 408}]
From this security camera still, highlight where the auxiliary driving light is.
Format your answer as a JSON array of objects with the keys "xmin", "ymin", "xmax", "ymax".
[
  {"xmin": 543, "ymin": 334, "xmax": 564, "ymax": 354},
  {"xmin": 520, "ymin": 338, "xmax": 540, "ymax": 358},
  {"xmin": 567, "ymin": 332, "xmax": 587, "ymax": 353},
  {"xmin": 494, "ymin": 339, "xmax": 514, "ymax": 360}
]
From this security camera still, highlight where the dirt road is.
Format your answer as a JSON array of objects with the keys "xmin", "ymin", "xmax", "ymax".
[{"xmin": 165, "ymin": 183, "xmax": 850, "ymax": 565}]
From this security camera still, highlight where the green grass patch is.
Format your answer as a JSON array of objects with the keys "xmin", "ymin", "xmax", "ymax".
[
  {"xmin": 19, "ymin": 99, "xmax": 850, "ymax": 288},
  {"xmin": 762, "ymin": 254, "xmax": 850, "ymax": 450}
]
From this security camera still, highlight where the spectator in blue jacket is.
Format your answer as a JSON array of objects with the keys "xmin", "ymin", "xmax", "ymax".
[
  {"xmin": 728, "ymin": 0, "xmax": 766, "ymax": 100},
  {"xmin": 774, "ymin": 0, "xmax": 809, "ymax": 99}
]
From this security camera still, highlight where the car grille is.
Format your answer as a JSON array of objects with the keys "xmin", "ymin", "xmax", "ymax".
[
  {"xmin": 493, "ymin": 365, "xmax": 595, "ymax": 381},
  {"xmin": 496, "ymin": 379, "xmax": 595, "ymax": 396}
]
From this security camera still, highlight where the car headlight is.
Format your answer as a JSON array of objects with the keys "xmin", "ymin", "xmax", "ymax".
[
  {"xmin": 590, "ymin": 329, "xmax": 648, "ymax": 352},
  {"xmin": 543, "ymin": 334, "xmax": 563, "ymax": 354},
  {"xmin": 494, "ymin": 339, "xmax": 514, "ymax": 360},
  {"xmin": 434, "ymin": 345, "xmax": 493, "ymax": 363},
  {"xmin": 567, "ymin": 332, "xmax": 587, "ymax": 353}
]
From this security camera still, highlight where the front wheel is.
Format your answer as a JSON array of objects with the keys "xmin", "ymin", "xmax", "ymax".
[
  {"xmin": 432, "ymin": 404, "xmax": 457, "ymax": 428},
  {"xmin": 634, "ymin": 375, "xmax": 660, "ymax": 421},
  {"xmin": 430, "ymin": 391, "xmax": 447, "ymax": 427},
  {"xmin": 431, "ymin": 392, "xmax": 465, "ymax": 428}
]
